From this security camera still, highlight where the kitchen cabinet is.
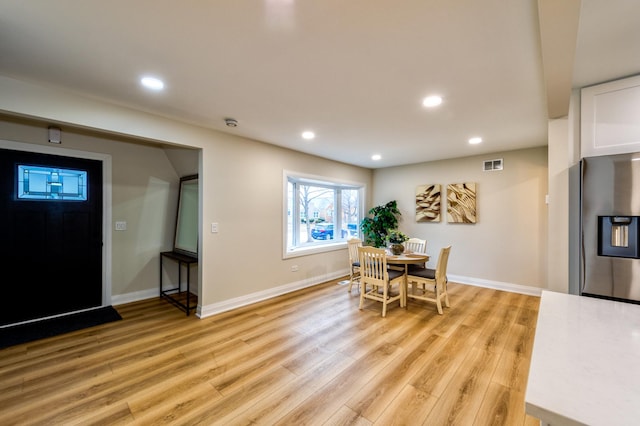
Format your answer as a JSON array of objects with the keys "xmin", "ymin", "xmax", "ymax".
[{"xmin": 581, "ymin": 74, "xmax": 640, "ymax": 158}]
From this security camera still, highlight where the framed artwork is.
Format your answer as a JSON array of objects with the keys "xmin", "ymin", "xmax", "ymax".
[
  {"xmin": 416, "ymin": 184, "xmax": 441, "ymax": 222},
  {"xmin": 447, "ymin": 182, "xmax": 476, "ymax": 223}
]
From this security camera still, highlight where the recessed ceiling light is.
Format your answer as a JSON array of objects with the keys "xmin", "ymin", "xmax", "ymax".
[
  {"xmin": 140, "ymin": 76, "xmax": 164, "ymax": 90},
  {"xmin": 302, "ymin": 131, "xmax": 315, "ymax": 140},
  {"xmin": 422, "ymin": 95, "xmax": 443, "ymax": 108},
  {"xmin": 372, "ymin": 154, "xmax": 381, "ymax": 161},
  {"xmin": 469, "ymin": 137, "xmax": 483, "ymax": 144}
]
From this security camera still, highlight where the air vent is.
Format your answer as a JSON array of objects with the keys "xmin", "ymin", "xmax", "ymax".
[{"xmin": 483, "ymin": 158, "xmax": 503, "ymax": 171}]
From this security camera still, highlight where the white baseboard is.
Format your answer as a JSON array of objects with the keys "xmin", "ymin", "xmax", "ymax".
[
  {"xmin": 108, "ymin": 269, "xmax": 542, "ymax": 315},
  {"xmin": 448, "ymin": 274, "xmax": 543, "ymax": 297},
  {"xmin": 197, "ymin": 269, "xmax": 349, "ymax": 318},
  {"xmin": 111, "ymin": 288, "xmax": 158, "ymax": 306}
]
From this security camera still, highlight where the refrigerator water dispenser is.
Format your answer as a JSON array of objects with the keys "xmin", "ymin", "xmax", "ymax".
[{"xmin": 598, "ymin": 216, "xmax": 640, "ymax": 258}]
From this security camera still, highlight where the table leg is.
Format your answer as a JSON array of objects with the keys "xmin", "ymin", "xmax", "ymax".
[{"xmin": 402, "ymin": 270, "xmax": 408, "ymax": 308}]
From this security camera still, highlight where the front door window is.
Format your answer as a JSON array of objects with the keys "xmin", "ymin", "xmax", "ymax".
[{"xmin": 17, "ymin": 165, "xmax": 87, "ymax": 201}]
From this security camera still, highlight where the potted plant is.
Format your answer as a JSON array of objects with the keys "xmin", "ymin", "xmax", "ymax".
[
  {"xmin": 386, "ymin": 229, "xmax": 409, "ymax": 255},
  {"xmin": 360, "ymin": 200, "xmax": 402, "ymax": 248}
]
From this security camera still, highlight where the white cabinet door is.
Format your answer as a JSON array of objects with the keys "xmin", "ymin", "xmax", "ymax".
[{"xmin": 581, "ymin": 74, "xmax": 640, "ymax": 158}]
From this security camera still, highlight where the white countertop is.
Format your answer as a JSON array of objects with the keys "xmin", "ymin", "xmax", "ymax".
[{"xmin": 525, "ymin": 291, "xmax": 640, "ymax": 426}]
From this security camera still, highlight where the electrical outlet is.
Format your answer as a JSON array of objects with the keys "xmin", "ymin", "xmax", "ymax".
[
  {"xmin": 291, "ymin": 265, "xmax": 299, "ymax": 272},
  {"xmin": 115, "ymin": 221, "xmax": 127, "ymax": 231},
  {"xmin": 211, "ymin": 222, "xmax": 219, "ymax": 233}
]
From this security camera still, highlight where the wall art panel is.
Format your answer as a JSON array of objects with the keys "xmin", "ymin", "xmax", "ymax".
[
  {"xmin": 447, "ymin": 182, "xmax": 476, "ymax": 223},
  {"xmin": 415, "ymin": 184, "xmax": 441, "ymax": 222}
]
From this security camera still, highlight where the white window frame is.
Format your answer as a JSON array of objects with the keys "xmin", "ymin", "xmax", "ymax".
[{"xmin": 283, "ymin": 170, "xmax": 364, "ymax": 259}]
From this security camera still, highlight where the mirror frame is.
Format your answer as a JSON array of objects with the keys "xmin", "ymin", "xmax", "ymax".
[{"xmin": 173, "ymin": 174, "xmax": 198, "ymax": 257}]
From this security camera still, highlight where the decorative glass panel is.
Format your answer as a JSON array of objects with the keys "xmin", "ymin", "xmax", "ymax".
[{"xmin": 17, "ymin": 165, "xmax": 88, "ymax": 201}]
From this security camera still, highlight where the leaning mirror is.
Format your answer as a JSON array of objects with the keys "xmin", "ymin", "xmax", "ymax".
[{"xmin": 173, "ymin": 174, "xmax": 198, "ymax": 257}]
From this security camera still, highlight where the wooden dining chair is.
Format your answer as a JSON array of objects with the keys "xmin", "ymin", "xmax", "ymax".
[
  {"xmin": 406, "ymin": 245, "xmax": 451, "ymax": 314},
  {"xmin": 404, "ymin": 237, "xmax": 426, "ymax": 254},
  {"xmin": 358, "ymin": 246, "xmax": 405, "ymax": 317},
  {"xmin": 347, "ymin": 237, "xmax": 362, "ymax": 293},
  {"xmin": 403, "ymin": 237, "xmax": 427, "ymax": 271}
]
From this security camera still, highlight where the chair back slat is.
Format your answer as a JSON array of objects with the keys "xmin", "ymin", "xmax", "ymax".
[
  {"xmin": 404, "ymin": 238, "xmax": 426, "ymax": 254},
  {"xmin": 347, "ymin": 238, "xmax": 362, "ymax": 264},
  {"xmin": 346, "ymin": 238, "xmax": 363, "ymax": 293},
  {"xmin": 358, "ymin": 245, "xmax": 404, "ymax": 317},
  {"xmin": 359, "ymin": 246, "xmax": 388, "ymax": 284}
]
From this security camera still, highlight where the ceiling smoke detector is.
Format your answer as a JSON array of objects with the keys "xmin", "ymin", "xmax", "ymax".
[{"xmin": 224, "ymin": 118, "xmax": 238, "ymax": 127}]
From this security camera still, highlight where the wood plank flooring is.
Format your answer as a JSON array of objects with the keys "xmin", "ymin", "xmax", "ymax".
[{"xmin": 0, "ymin": 279, "xmax": 542, "ymax": 425}]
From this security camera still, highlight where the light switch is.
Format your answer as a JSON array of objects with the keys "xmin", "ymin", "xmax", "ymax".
[
  {"xmin": 115, "ymin": 221, "xmax": 127, "ymax": 231},
  {"xmin": 211, "ymin": 222, "xmax": 219, "ymax": 233}
]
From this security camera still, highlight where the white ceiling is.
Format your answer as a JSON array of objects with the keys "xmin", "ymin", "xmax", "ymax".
[{"xmin": 0, "ymin": 0, "xmax": 638, "ymax": 168}]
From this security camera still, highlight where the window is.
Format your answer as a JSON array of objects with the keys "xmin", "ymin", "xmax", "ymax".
[
  {"xmin": 17, "ymin": 165, "xmax": 88, "ymax": 201},
  {"xmin": 285, "ymin": 171, "xmax": 363, "ymax": 257}
]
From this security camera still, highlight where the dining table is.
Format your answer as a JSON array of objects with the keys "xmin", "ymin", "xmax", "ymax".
[{"xmin": 386, "ymin": 251, "xmax": 430, "ymax": 305}]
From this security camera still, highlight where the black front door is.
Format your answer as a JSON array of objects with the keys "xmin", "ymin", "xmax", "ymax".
[{"xmin": 0, "ymin": 148, "xmax": 103, "ymax": 325}]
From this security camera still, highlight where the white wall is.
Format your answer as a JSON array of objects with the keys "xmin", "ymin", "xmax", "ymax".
[
  {"xmin": 0, "ymin": 76, "xmax": 373, "ymax": 316},
  {"xmin": 372, "ymin": 147, "xmax": 548, "ymax": 291},
  {"xmin": 200, "ymin": 132, "xmax": 372, "ymax": 310},
  {"xmin": 1, "ymin": 75, "xmax": 554, "ymax": 311},
  {"xmin": 547, "ymin": 118, "xmax": 570, "ymax": 293}
]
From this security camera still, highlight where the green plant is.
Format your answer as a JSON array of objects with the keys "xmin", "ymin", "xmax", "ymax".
[
  {"xmin": 360, "ymin": 200, "xmax": 401, "ymax": 247},
  {"xmin": 386, "ymin": 229, "xmax": 409, "ymax": 244}
]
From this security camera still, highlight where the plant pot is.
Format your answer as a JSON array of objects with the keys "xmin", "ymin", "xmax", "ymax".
[{"xmin": 390, "ymin": 243, "xmax": 404, "ymax": 255}]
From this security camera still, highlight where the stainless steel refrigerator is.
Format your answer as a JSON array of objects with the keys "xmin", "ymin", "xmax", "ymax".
[{"xmin": 580, "ymin": 153, "xmax": 640, "ymax": 304}]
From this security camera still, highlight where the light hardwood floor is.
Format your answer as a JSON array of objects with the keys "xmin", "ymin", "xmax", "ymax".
[{"xmin": 0, "ymin": 279, "xmax": 542, "ymax": 425}]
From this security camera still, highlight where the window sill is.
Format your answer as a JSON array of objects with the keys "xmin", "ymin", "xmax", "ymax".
[{"xmin": 284, "ymin": 241, "xmax": 348, "ymax": 259}]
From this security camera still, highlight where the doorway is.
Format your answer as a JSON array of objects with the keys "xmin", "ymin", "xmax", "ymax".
[{"xmin": 0, "ymin": 148, "xmax": 104, "ymax": 326}]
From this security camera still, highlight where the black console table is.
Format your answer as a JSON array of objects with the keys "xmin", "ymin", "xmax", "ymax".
[{"xmin": 160, "ymin": 251, "xmax": 198, "ymax": 315}]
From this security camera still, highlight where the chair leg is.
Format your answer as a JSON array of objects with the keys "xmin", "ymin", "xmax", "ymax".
[
  {"xmin": 443, "ymin": 280, "xmax": 450, "ymax": 308},
  {"xmin": 349, "ymin": 268, "xmax": 361, "ymax": 293},
  {"xmin": 435, "ymin": 284, "xmax": 443, "ymax": 315},
  {"xmin": 381, "ymin": 285, "xmax": 389, "ymax": 317},
  {"xmin": 348, "ymin": 267, "xmax": 354, "ymax": 292}
]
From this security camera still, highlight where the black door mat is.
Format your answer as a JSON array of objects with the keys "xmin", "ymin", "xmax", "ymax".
[{"xmin": 0, "ymin": 306, "xmax": 122, "ymax": 350}]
